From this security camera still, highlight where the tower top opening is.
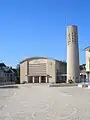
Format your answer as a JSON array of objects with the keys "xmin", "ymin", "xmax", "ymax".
[{"xmin": 67, "ymin": 25, "xmax": 77, "ymax": 28}]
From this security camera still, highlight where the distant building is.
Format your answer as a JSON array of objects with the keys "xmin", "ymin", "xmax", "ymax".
[
  {"xmin": 20, "ymin": 57, "xmax": 66, "ymax": 84},
  {"xmin": 85, "ymin": 46, "xmax": 90, "ymax": 82},
  {"xmin": 0, "ymin": 63, "xmax": 17, "ymax": 84},
  {"xmin": 80, "ymin": 64, "xmax": 86, "ymax": 82}
]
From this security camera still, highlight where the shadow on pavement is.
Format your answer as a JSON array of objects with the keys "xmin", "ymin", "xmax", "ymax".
[{"xmin": 0, "ymin": 85, "xmax": 19, "ymax": 89}]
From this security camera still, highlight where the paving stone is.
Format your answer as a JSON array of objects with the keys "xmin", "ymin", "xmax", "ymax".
[{"xmin": 0, "ymin": 84, "xmax": 90, "ymax": 120}]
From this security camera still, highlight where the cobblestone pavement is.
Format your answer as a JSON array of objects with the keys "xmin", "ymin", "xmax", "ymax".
[{"xmin": 0, "ymin": 84, "xmax": 90, "ymax": 120}]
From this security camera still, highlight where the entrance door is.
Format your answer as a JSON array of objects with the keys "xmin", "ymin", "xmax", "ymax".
[
  {"xmin": 34, "ymin": 76, "xmax": 39, "ymax": 83},
  {"xmin": 41, "ymin": 76, "xmax": 46, "ymax": 83},
  {"xmin": 28, "ymin": 76, "xmax": 33, "ymax": 83}
]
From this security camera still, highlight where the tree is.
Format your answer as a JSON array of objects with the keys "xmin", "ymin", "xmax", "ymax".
[
  {"xmin": 16, "ymin": 64, "xmax": 20, "ymax": 76},
  {"xmin": 16, "ymin": 64, "xmax": 20, "ymax": 84},
  {"xmin": 79, "ymin": 64, "xmax": 86, "ymax": 70}
]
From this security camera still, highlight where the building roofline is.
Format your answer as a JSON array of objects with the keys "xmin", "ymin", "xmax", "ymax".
[
  {"xmin": 20, "ymin": 56, "xmax": 66, "ymax": 64},
  {"xmin": 20, "ymin": 57, "xmax": 48, "ymax": 64},
  {"xmin": 84, "ymin": 46, "xmax": 90, "ymax": 51}
]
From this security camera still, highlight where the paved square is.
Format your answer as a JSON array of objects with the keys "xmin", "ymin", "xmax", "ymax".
[{"xmin": 0, "ymin": 84, "xmax": 90, "ymax": 120}]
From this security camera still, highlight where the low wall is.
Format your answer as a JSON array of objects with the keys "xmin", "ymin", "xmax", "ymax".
[{"xmin": 49, "ymin": 83, "xmax": 78, "ymax": 87}]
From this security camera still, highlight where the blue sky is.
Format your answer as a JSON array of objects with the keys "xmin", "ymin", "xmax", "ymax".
[{"xmin": 0, "ymin": 0, "xmax": 90, "ymax": 67}]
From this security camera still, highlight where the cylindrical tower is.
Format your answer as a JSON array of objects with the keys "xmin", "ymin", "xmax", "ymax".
[{"xmin": 67, "ymin": 25, "xmax": 80, "ymax": 83}]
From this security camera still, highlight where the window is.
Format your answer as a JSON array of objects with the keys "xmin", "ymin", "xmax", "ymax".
[{"xmin": 68, "ymin": 33, "xmax": 71, "ymax": 40}]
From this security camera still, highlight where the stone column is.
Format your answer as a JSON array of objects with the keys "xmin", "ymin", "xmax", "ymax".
[
  {"xmin": 32, "ymin": 77, "xmax": 34, "ymax": 83},
  {"xmin": 39, "ymin": 76, "xmax": 41, "ymax": 83}
]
